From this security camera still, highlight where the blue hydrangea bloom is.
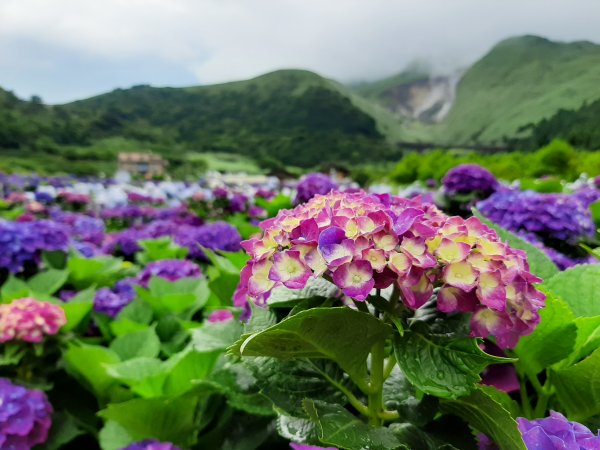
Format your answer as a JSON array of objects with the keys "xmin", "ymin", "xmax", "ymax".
[{"xmin": 294, "ymin": 173, "xmax": 338, "ymax": 205}]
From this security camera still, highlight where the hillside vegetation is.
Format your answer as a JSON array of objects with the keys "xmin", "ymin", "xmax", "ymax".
[{"xmin": 3, "ymin": 35, "xmax": 600, "ymax": 175}]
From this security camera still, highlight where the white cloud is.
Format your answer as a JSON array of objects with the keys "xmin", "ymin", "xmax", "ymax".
[{"xmin": 1, "ymin": 0, "xmax": 600, "ymax": 101}]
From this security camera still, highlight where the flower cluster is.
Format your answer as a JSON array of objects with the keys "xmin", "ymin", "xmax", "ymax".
[
  {"xmin": 0, "ymin": 298, "xmax": 66, "ymax": 343},
  {"xmin": 120, "ymin": 440, "xmax": 181, "ymax": 450},
  {"xmin": 0, "ymin": 220, "xmax": 70, "ymax": 273},
  {"xmin": 442, "ymin": 164, "xmax": 498, "ymax": 196},
  {"xmin": 106, "ymin": 220, "xmax": 241, "ymax": 259},
  {"xmin": 235, "ymin": 191, "xmax": 545, "ymax": 348},
  {"xmin": 478, "ymin": 190, "xmax": 595, "ymax": 244},
  {"xmin": 0, "ymin": 378, "xmax": 53, "ymax": 449},
  {"xmin": 294, "ymin": 173, "xmax": 339, "ymax": 204},
  {"xmin": 207, "ymin": 309, "xmax": 234, "ymax": 323},
  {"xmin": 517, "ymin": 411, "xmax": 600, "ymax": 449},
  {"xmin": 94, "ymin": 278, "xmax": 137, "ymax": 318},
  {"xmin": 137, "ymin": 259, "xmax": 202, "ymax": 287}
]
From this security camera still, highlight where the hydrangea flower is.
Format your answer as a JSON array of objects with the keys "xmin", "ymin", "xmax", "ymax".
[
  {"xmin": 0, "ymin": 378, "xmax": 53, "ymax": 449},
  {"xmin": 442, "ymin": 164, "xmax": 498, "ymax": 196},
  {"xmin": 120, "ymin": 439, "xmax": 181, "ymax": 450},
  {"xmin": 0, "ymin": 298, "xmax": 66, "ymax": 343},
  {"xmin": 137, "ymin": 260, "xmax": 202, "ymax": 287},
  {"xmin": 478, "ymin": 190, "xmax": 594, "ymax": 244},
  {"xmin": 517, "ymin": 411, "xmax": 600, "ymax": 449},
  {"xmin": 235, "ymin": 191, "xmax": 545, "ymax": 348},
  {"xmin": 0, "ymin": 220, "xmax": 70, "ymax": 273},
  {"xmin": 175, "ymin": 221, "xmax": 242, "ymax": 259},
  {"xmin": 94, "ymin": 278, "xmax": 137, "ymax": 318},
  {"xmin": 294, "ymin": 173, "xmax": 339, "ymax": 205}
]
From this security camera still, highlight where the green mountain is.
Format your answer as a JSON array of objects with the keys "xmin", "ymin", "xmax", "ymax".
[
  {"xmin": 407, "ymin": 36, "xmax": 600, "ymax": 144},
  {"xmin": 3, "ymin": 35, "xmax": 600, "ymax": 175},
  {"xmin": 0, "ymin": 70, "xmax": 398, "ymax": 173}
]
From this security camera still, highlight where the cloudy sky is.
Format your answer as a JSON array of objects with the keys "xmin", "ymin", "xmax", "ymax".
[{"xmin": 1, "ymin": 0, "xmax": 599, "ymax": 103}]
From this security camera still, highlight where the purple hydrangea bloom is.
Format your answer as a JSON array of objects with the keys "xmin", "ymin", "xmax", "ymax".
[
  {"xmin": 229, "ymin": 193, "xmax": 248, "ymax": 213},
  {"xmin": 0, "ymin": 220, "xmax": 69, "ymax": 273},
  {"xmin": 175, "ymin": 221, "xmax": 242, "ymax": 259},
  {"xmin": 137, "ymin": 260, "xmax": 202, "ymax": 287},
  {"xmin": 573, "ymin": 187, "xmax": 600, "ymax": 208},
  {"xmin": 51, "ymin": 212, "xmax": 105, "ymax": 246},
  {"xmin": 294, "ymin": 173, "xmax": 338, "ymax": 205},
  {"xmin": 517, "ymin": 411, "xmax": 600, "ymax": 449},
  {"xmin": 0, "ymin": 378, "xmax": 53, "ymax": 449},
  {"xmin": 442, "ymin": 164, "xmax": 498, "ymax": 196},
  {"xmin": 478, "ymin": 190, "xmax": 595, "ymax": 244},
  {"xmin": 94, "ymin": 277, "xmax": 137, "ymax": 317},
  {"xmin": 120, "ymin": 439, "xmax": 181, "ymax": 450}
]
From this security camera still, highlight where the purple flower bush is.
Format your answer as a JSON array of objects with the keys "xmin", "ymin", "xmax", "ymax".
[
  {"xmin": 235, "ymin": 190, "xmax": 545, "ymax": 348},
  {"xmin": 174, "ymin": 221, "xmax": 242, "ymax": 259},
  {"xmin": 0, "ymin": 220, "xmax": 70, "ymax": 273},
  {"xmin": 442, "ymin": 164, "xmax": 498, "ymax": 196},
  {"xmin": 120, "ymin": 440, "xmax": 181, "ymax": 450},
  {"xmin": 136, "ymin": 259, "xmax": 202, "ymax": 287},
  {"xmin": 478, "ymin": 190, "xmax": 594, "ymax": 244},
  {"xmin": 94, "ymin": 278, "xmax": 137, "ymax": 317},
  {"xmin": 294, "ymin": 173, "xmax": 339, "ymax": 205},
  {"xmin": 517, "ymin": 412, "xmax": 600, "ymax": 449},
  {"xmin": 0, "ymin": 378, "xmax": 53, "ymax": 449}
]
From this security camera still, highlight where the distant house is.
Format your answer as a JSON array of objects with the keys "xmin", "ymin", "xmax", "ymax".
[{"xmin": 117, "ymin": 153, "xmax": 167, "ymax": 178}]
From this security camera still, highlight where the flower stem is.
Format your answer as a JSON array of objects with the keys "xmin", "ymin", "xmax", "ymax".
[
  {"xmin": 306, "ymin": 359, "xmax": 370, "ymax": 417},
  {"xmin": 368, "ymin": 339, "xmax": 385, "ymax": 426},
  {"xmin": 383, "ymin": 353, "xmax": 396, "ymax": 380}
]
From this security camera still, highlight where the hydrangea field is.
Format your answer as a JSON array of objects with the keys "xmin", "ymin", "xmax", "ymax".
[{"xmin": 2, "ymin": 167, "xmax": 600, "ymax": 450}]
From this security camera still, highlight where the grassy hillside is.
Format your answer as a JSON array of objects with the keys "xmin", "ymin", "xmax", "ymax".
[
  {"xmin": 0, "ymin": 70, "xmax": 399, "ymax": 174},
  {"xmin": 61, "ymin": 70, "xmax": 396, "ymax": 168},
  {"xmin": 428, "ymin": 35, "xmax": 600, "ymax": 144}
]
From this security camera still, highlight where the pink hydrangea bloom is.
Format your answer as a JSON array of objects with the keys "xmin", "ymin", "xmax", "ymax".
[
  {"xmin": 234, "ymin": 191, "xmax": 545, "ymax": 348},
  {"xmin": 0, "ymin": 298, "xmax": 67, "ymax": 343}
]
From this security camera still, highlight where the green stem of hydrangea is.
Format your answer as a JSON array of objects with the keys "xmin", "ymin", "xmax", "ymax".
[
  {"xmin": 306, "ymin": 359, "xmax": 370, "ymax": 417},
  {"xmin": 368, "ymin": 339, "xmax": 385, "ymax": 426}
]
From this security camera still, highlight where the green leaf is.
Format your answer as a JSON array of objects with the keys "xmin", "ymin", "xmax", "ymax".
[
  {"xmin": 552, "ymin": 347, "xmax": 600, "ymax": 420},
  {"xmin": 28, "ymin": 269, "xmax": 68, "ymax": 295},
  {"xmin": 162, "ymin": 349, "xmax": 220, "ymax": 396},
  {"xmin": 383, "ymin": 367, "xmax": 438, "ymax": 426},
  {"xmin": 105, "ymin": 357, "xmax": 167, "ymax": 398},
  {"xmin": 59, "ymin": 288, "xmax": 95, "ymax": 332},
  {"xmin": 98, "ymin": 421, "xmax": 133, "ymax": 450},
  {"xmin": 440, "ymin": 386, "xmax": 527, "ymax": 450},
  {"xmin": 277, "ymin": 415, "xmax": 320, "ymax": 445},
  {"xmin": 67, "ymin": 255, "xmax": 126, "ymax": 289},
  {"xmin": 137, "ymin": 277, "xmax": 209, "ymax": 315},
  {"xmin": 542, "ymin": 264, "xmax": 600, "ymax": 317},
  {"xmin": 42, "ymin": 250, "xmax": 67, "ymax": 270},
  {"xmin": 136, "ymin": 237, "xmax": 188, "ymax": 265},
  {"xmin": 63, "ymin": 344, "xmax": 121, "ymax": 399},
  {"xmin": 1, "ymin": 276, "xmax": 30, "ymax": 301},
  {"xmin": 394, "ymin": 324, "xmax": 510, "ymax": 398},
  {"xmin": 303, "ymin": 399, "xmax": 403, "ymax": 450},
  {"xmin": 111, "ymin": 299, "xmax": 153, "ymax": 336},
  {"xmin": 230, "ymin": 307, "xmax": 392, "ymax": 386},
  {"xmin": 514, "ymin": 295, "xmax": 577, "ymax": 374},
  {"xmin": 243, "ymin": 357, "xmax": 346, "ymax": 417},
  {"xmin": 194, "ymin": 359, "xmax": 275, "ymax": 416},
  {"xmin": 473, "ymin": 209, "xmax": 559, "ymax": 280},
  {"xmin": 191, "ymin": 320, "xmax": 243, "ymax": 352},
  {"xmin": 571, "ymin": 316, "xmax": 600, "ymax": 362},
  {"xmin": 110, "ymin": 326, "xmax": 161, "ymax": 360},
  {"xmin": 98, "ymin": 395, "xmax": 203, "ymax": 447},
  {"xmin": 40, "ymin": 411, "xmax": 86, "ymax": 450}
]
